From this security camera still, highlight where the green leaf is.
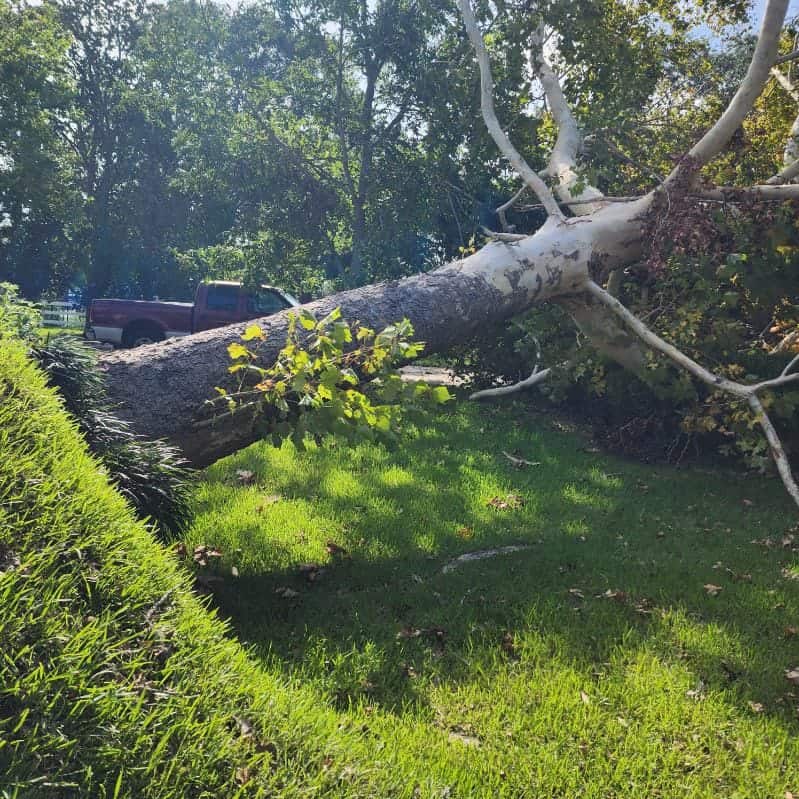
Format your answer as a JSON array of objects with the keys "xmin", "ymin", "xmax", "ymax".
[
  {"xmin": 241, "ymin": 323, "xmax": 264, "ymax": 341},
  {"xmin": 227, "ymin": 342, "xmax": 249, "ymax": 360},
  {"xmin": 431, "ymin": 385, "xmax": 453, "ymax": 404}
]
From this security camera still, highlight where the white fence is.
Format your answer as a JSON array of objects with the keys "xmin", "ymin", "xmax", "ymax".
[{"xmin": 39, "ymin": 301, "xmax": 84, "ymax": 329}]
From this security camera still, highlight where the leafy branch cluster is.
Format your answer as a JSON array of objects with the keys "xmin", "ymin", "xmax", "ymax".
[{"xmin": 208, "ymin": 308, "xmax": 452, "ymax": 448}]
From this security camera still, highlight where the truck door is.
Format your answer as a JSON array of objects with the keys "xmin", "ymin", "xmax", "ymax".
[{"xmin": 194, "ymin": 283, "xmax": 247, "ymax": 332}]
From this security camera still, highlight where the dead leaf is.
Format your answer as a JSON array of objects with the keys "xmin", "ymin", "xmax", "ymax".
[
  {"xmin": 298, "ymin": 563, "xmax": 325, "ymax": 582},
  {"xmin": 704, "ymin": 583, "xmax": 723, "ymax": 597},
  {"xmin": 580, "ymin": 690, "xmax": 591, "ymax": 705},
  {"xmin": 193, "ymin": 545, "xmax": 223, "ymax": 567},
  {"xmin": 785, "ymin": 668, "xmax": 799, "ymax": 686},
  {"xmin": 397, "ymin": 626, "xmax": 422, "ymax": 639},
  {"xmin": 742, "ymin": 498, "xmax": 753, "ymax": 507},
  {"xmin": 235, "ymin": 469, "xmax": 256, "ymax": 485},
  {"xmin": 173, "ymin": 542, "xmax": 187, "ymax": 558},
  {"xmin": 274, "ymin": 586, "xmax": 299, "ymax": 599},
  {"xmin": 325, "ymin": 540, "xmax": 350, "ymax": 557},
  {"xmin": 785, "ymin": 625, "xmax": 798, "ymax": 638},
  {"xmin": 568, "ymin": 587, "xmax": 585, "ymax": 600},
  {"xmin": 236, "ymin": 716, "xmax": 254, "ymax": 739},
  {"xmin": 748, "ymin": 701, "xmax": 764, "ymax": 713},
  {"xmin": 235, "ymin": 766, "xmax": 251, "ymax": 785},
  {"xmin": 500, "ymin": 631, "xmax": 517, "ymax": 657},
  {"xmin": 598, "ymin": 588, "xmax": 628, "ymax": 603},
  {"xmin": 231, "ymin": 566, "xmax": 239, "ymax": 577},
  {"xmin": 487, "ymin": 494, "xmax": 524, "ymax": 510},
  {"xmin": 456, "ymin": 526, "xmax": 474, "ymax": 539}
]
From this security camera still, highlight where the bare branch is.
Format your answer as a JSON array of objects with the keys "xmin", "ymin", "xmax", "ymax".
[
  {"xmin": 456, "ymin": 0, "xmax": 564, "ymax": 218},
  {"xmin": 697, "ymin": 184, "xmax": 799, "ymax": 201},
  {"xmin": 529, "ymin": 25, "xmax": 605, "ymax": 214},
  {"xmin": 766, "ymin": 156, "xmax": 799, "ymax": 183},
  {"xmin": 776, "ymin": 47, "xmax": 799, "ymax": 65},
  {"xmin": 748, "ymin": 394, "xmax": 799, "ymax": 508},
  {"xmin": 470, "ymin": 366, "xmax": 553, "ymax": 400},
  {"xmin": 666, "ymin": 0, "xmax": 789, "ymax": 183},
  {"xmin": 585, "ymin": 280, "xmax": 799, "ymax": 509},
  {"xmin": 771, "ymin": 329, "xmax": 799, "ymax": 354},
  {"xmin": 496, "ymin": 185, "xmax": 527, "ymax": 232},
  {"xmin": 480, "ymin": 226, "xmax": 528, "ymax": 242}
]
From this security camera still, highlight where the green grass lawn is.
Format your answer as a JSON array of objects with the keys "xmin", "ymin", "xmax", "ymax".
[{"xmin": 187, "ymin": 400, "xmax": 799, "ymax": 798}]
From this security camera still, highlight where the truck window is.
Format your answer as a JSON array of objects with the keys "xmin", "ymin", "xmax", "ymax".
[
  {"xmin": 247, "ymin": 289, "xmax": 287, "ymax": 316},
  {"xmin": 205, "ymin": 284, "xmax": 239, "ymax": 311}
]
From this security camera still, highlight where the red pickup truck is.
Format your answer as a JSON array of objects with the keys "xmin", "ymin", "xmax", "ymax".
[{"xmin": 85, "ymin": 281, "xmax": 300, "ymax": 348}]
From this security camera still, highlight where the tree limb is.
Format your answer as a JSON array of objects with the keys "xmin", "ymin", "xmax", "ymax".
[
  {"xmin": 529, "ymin": 25, "xmax": 606, "ymax": 215},
  {"xmin": 456, "ymin": 0, "xmax": 563, "ymax": 218},
  {"xmin": 584, "ymin": 281, "xmax": 799, "ymax": 509},
  {"xmin": 666, "ymin": 0, "xmax": 789, "ymax": 183},
  {"xmin": 697, "ymin": 184, "xmax": 799, "ymax": 201},
  {"xmin": 470, "ymin": 366, "xmax": 553, "ymax": 400},
  {"xmin": 766, "ymin": 156, "xmax": 799, "ymax": 183}
]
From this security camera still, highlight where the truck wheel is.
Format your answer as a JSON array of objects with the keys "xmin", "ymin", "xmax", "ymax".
[{"xmin": 123, "ymin": 322, "xmax": 164, "ymax": 348}]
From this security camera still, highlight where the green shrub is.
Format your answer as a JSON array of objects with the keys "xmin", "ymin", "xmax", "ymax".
[{"xmin": 32, "ymin": 334, "xmax": 193, "ymax": 536}]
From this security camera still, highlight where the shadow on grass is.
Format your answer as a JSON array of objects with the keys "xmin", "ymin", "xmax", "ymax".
[{"xmin": 194, "ymin": 402, "xmax": 799, "ymax": 726}]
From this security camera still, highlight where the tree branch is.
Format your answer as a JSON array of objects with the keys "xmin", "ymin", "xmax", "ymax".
[
  {"xmin": 697, "ymin": 184, "xmax": 799, "ymax": 201},
  {"xmin": 529, "ymin": 25, "xmax": 605, "ymax": 215},
  {"xmin": 456, "ymin": 0, "xmax": 563, "ymax": 218},
  {"xmin": 584, "ymin": 280, "xmax": 799, "ymax": 509},
  {"xmin": 470, "ymin": 366, "xmax": 553, "ymax": 399},
  {"xmin": 666, "ymin": 0, "xmax": 789, "ymax": 183},
  {"xmin": 766, "ymin": 156, "xmax": 799, "ymax": 183}
]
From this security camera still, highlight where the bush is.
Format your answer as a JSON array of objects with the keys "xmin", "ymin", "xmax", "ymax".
[{"xmin": 32, "ymin": 334, "xmax": 193, "ymax": 537}]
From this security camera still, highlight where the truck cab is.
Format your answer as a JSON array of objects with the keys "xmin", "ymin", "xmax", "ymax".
[{"xmin": 85, "ymin": 281, "xmax": 300, "ymax": 348}]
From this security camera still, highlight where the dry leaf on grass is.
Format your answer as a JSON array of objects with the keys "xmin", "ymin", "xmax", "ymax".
[
  {"xmin": 487, "ymin": 494, "xmax": 524, "ymax": 510},
  {"xmin": 325, "ymin": 540, "xmax": 349, "ymax": 557},
  {"xmin": 785, "ymin": 668, "xmax": 799, "ymax": 686},
  {"xmin": 235, "ymin": 469, "xmax": 256, "ymax": 485},
  {"xmin": 704, "ymin": 583, "xmax": 723, "ymax": 597}
]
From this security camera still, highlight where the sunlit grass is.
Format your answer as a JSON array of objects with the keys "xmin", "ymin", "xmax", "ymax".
[{"xmin": 186, "ymin": 399, "xmax": 799, "ymax": 797}]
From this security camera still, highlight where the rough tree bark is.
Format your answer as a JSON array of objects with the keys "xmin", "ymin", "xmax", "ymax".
[{"xmin": 99, "ymin": 0, "xmax": 799, "ymax": 508}]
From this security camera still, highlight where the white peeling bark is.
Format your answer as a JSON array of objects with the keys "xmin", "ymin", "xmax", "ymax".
[
  {"xmin": 667, "ymin": 0, "xmax": 789, "ymax": 182},
  {"xmin": 530, "ymin": 26, "xmax": 606, "ymax": 215},
  {"xmin": 470, "ymin": 367, "xmax": 553, "ymax": 400},
  {"xmin": 456, "ymin": 0, "xmax": 563, "ymax": 218}
]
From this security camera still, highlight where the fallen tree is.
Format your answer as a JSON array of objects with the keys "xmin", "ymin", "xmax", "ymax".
[{"xmin": 100, "ymin": 0, "xmax": 799, "ymax": 507}]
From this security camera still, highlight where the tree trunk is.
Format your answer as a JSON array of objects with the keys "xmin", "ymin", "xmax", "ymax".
[{"xmin": 99, "ymin": 199, "xmax": 647, "ymax": 466}]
